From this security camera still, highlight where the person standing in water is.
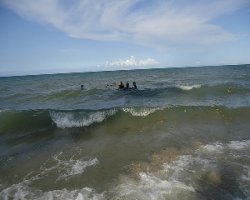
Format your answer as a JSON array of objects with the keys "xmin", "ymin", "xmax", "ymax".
[
  {"xmin": 118, "ymin": 81, "xmax": 124, "ymax": 89},
  {"xmin": 126, "ymin": 82, "xmax": 130, "ymax": 89},
  {"xmin": 132, "ymin": 81, "xmax": 137, "ymax": 89}
]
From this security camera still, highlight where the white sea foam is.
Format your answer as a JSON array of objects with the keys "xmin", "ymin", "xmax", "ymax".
[
  {"xmin": 198, "ymin": 140, "xmax": 250, "ymax": 154},
  {"xmin": 113, "ymin": 154, "xmax": 196, "ymax": 199},
  {"xmin": 0, "ymin": 183, "xmax": 31, "ymax": 200},
  {"xmin": 0, "ymin": 184, "xmax": 104, "ymax": 200},
  {"xmin": 122, "ymin": 107, "xmax": 159, "ymax": 117},
  {"xmin": 50, "ymin": 109, "xmax": 116, "ymax": 128},
  {"xmin": 46, "ymin": 153, "xmax": 99, "ymax": 181},
  {"xmin": 163, "ymin": 155, "xmax": 194, "ymax": 178},
  {"xmin": 1, "ymin": 140, "xmax": 249, "ymax": 200},
  {"xmin": 177, "ymin": 84, "xmax": 201, "ymax": 91},
  {"xmin": 0, "ymin": 154, "xmax": 101, "ymax": 199},
  {"xmin": 38, "ymin": 188, "xmax": 105, "ymax": 200},
  {"xmin": 114, "ymin": 172, "xmax": 195, "ymax": 200},
  {"xmin": 113, "ymin": 139, "xmax": 250, "ymax": 199},
  {"xmin": 70, "ymin": 158, "xmax": 99, "ymax": 176},
  {"xmin": 241, "ymin": 166, "xmax": 250, "ymax": 181},
  {"xmin": 202, "ymin": 142, "xmax": 224, "ymax": 153},
  {"xmin": 0, "ymin": 172, "xmax": 42, "ymax": 200},
  {"xmin": 57, "ymin": 157, "xmax": 99, "ymax": 180},
  {"xmin": 227, "ymin": 140, "xmax": 250, "ymax": 150}
]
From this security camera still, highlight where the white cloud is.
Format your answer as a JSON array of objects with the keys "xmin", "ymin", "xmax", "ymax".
[
  {"xmin": 1, "ymin": 0, "xmax": 249, "ymax": 48},
  {"xmin": 104, "ymin": 56, "xmax": 159, "ymax": 69}
]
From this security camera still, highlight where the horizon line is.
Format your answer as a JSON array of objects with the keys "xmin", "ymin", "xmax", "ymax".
[{"xmin": 0, "ymin": 63, "xmax": 249, "ymax": 78}]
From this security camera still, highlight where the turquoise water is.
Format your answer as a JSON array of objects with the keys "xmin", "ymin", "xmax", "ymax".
[{"xmin": 0, "ymin": 65, "xmax": 250, "ymax": 199}]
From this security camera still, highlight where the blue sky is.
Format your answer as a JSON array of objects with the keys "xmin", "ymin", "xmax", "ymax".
[{"xmin": 0, "ymin": 0, "xmax": 250, "ymax": 76}]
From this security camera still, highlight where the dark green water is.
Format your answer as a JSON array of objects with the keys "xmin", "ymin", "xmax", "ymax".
[{"xmin": 0, "ymin": 65, "xmax": 250, "ymax": 199}]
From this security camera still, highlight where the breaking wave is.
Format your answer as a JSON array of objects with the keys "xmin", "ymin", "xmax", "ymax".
[
  {"xmin": 122, "ymin": 107, "xmax": 160, "ymax": 117},
  {"xmin": 177, "ymin": 84, "xmax": 201, "ymax": 91},
  {"xmin": 49, "ymin": 109, "xmax": 117, "ymax": 128},
  {"xmin": 1, "ymin": 106, "xmax": 250, "ymax": 131}
]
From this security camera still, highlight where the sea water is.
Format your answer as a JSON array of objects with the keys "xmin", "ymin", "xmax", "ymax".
[{"xmin": 0, "ymin": 65, "xmax": 250, "ymax": 199}]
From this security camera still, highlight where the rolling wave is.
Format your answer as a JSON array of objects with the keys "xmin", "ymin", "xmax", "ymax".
[
  {"xmin": 0, "ymin": 110, "xmax": 53, "ymax": 133},
  {"xmin": 1, "ymin": 106, "xmax": 250, "ymax": 132},
  {"xmin": 1, "ymin": 82, "xmax": 249, "ymax": 112}
]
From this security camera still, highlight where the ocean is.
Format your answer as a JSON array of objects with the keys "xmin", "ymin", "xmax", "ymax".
[{"xmin": 0, "ymin": 64, "xmax": 250, "ymax": 200}]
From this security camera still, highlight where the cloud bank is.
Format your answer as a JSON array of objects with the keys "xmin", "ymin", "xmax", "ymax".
[
  {"xmin": 1, "ymin": 0, "xmax": 249, "ymax": 48},
  {"xmin": 104, "ymin": 56, "xmax": 159, "ymax": 69}
]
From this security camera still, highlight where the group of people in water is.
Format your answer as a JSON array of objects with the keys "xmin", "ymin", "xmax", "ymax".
[
  {"xmin": 118, "ymin": 81, "xmax": 137, "ymax": 89},
  {"xmin": 81, "ymin": 81, "xmax": 137, "ymax": 90}
]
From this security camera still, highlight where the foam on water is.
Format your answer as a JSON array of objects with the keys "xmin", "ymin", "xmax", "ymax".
[
  {"xmin": 227, "ymin": 140, "xmax": 250, "ymax": 150},
  {"xmin": 0, "ymin": 184, "xmax": 104, "ymax": 200},
  {"xmin": 122, "ymin": 107, "xmax": 160, "ymax": 117},
  {"xmin": 40, "ymin": 188, "xmax": 105, "ymax": 200},
  {"xmin": 241, "ymin": 166, "xmax": 250, "ymax": 181},
  {"xmin": 163, "ymin": 155, "xmax": 194, "ymax": 179},
  {"xmin": 177, "ymin": 84, "xmax": 201, "ymax": 91},
  {"xmin": 113, "ymin": 172, "xmax": 195, "ymax": 200},
  {"xmin": 1, "ymin": 183, "xmax": 31, "ymax": 200},
  {"xmin": 57, "ymin": 157, "xmax": 99, "ymax": 180},
  {"xmin": 1, "ymin": 140, "xmax": 249, "ymax": 199},
  {"xmin": 0, "ymin": 172, "xmax": 42, "ymax": 200},
  {"xmin": 111, "ymin": 139, "xmax": 250, "ymax": 199},
  {"xmin": 0, "ymin": 151, "xmax": 101, "ymax": 199},
  {"xmin": 112, "ymin": 153, "xmax": 197, "ymax": 200},
  {"xmin": 42, "ymin": 152, "xmax": 99, "ymax": 181},
  {"xmin": 50, "ymin": 109, "xmax": 116, "ymax": 128},
  {"xmin": 201, "ymin": 142, "xmax": 224, "ymax": 153},
  {"xmin": 199, "ymin": 140, "xmax": 250, "ymax": 153},
  {"xmin": 70, "ymin": 158, "xmax": 99, "ymax": 176}
]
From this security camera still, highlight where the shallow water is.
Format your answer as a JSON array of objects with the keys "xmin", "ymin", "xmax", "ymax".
[{"xmin": 0, "ymin": 65, "xmax": 250, "ymax": 199}]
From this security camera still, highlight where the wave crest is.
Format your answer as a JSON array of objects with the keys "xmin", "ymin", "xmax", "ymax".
[
  {"xmin": 177, "ymin": 84, "xmax": 201, "ymax": 91},
  {"xmin": 50, "ymin": 109, "xmax": 116, "ymax": 128},
  {"xmin": 122, "ymin": 107, "xmax": 160, "ymax": 117}
]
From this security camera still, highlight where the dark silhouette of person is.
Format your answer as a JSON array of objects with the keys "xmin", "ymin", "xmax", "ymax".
[
  {"xmin": 126, "ymin": 82, "xmax": 130, "ymax": 89},
  {"xmin": 118, "ymin": 81, "xmax": 124, "ymax": 89},
  {"xmin": 81, "ymin": 85, "xmax": 84, "ymax": 90},
  {"xmin": 133, "ymin": 81, "xmax": 137, "ymax": 89}
]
